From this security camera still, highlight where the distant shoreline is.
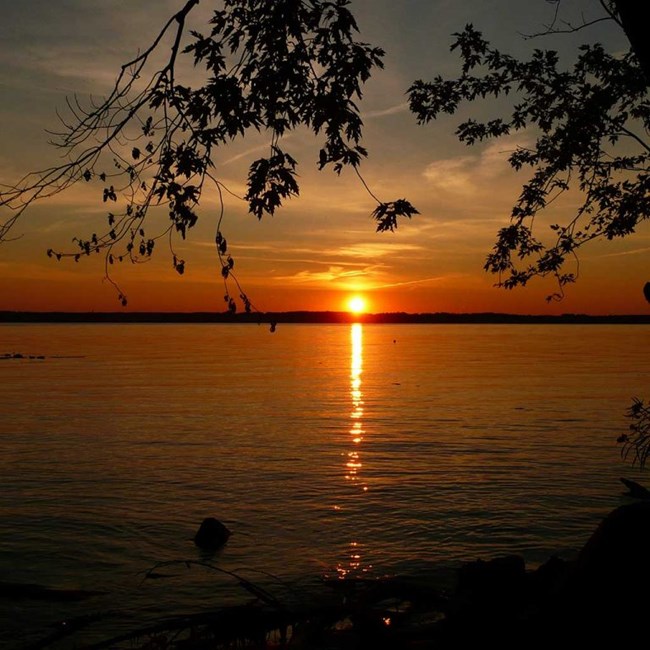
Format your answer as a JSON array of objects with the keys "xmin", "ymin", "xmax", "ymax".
[{"xmin": 1, "ymin": 311, "xmax": 649, "ymax": 325}]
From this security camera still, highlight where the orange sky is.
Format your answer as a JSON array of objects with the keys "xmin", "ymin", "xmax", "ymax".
[{"xmin": 0, "ymin": 1, "xmax": 648, "ymax": 315}]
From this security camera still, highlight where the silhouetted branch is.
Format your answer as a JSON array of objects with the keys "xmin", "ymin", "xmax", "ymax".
[
  {"xmin": 1, "ymin": 1, "xmax": 415, "ymax": 310},
  {"xmin": 521, "ymin": 0, "xmax": 621, "ymax": 40},
  {"xmin": 409, "ymin": 20, "xmax": 650, "ymax": 299},
  {"xmin": 522, "ymin": 12, "xmax": 612, "ymax": 39}
]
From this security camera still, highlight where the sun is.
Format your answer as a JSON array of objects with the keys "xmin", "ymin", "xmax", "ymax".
[{"xmin": 347, "ymin": 295, "xmax": 367, "ymax": 315}]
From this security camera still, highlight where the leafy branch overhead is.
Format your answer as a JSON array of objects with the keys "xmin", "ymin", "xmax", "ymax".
[
  {"xmin": 409, "ymin": 7, "xmax": 649, "ymax": 299},
  {"xmin": 372, "ymin": 200, "xmax": 420, "ymax": 233},
  {"xmin": 0, "ymin": 0, "xmax": 416, "ymax": 309},
  {"xmin": 245, "ymin": 148, "xmax": 299, "ymax": 221}
]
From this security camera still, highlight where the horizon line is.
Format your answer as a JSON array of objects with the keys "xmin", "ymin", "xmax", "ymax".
[{"xmin": 1, "ymin": 310, "xmax": 649, "ymax": 325}]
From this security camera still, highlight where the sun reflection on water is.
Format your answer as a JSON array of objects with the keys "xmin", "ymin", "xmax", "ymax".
[
  {"xmin": 346, "ymin": 323, "xmax": 364, "ymax": 484},
  {"xmin": 337, "ymin": 323, "xmax": 372, "ymax": 579}
]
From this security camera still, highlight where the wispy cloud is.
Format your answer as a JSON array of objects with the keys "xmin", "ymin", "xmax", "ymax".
[
  {"xmin": 422, "ymin": 134, "xmax": 532, "ymax": 196},
  {"xmin": 220, "ymin": 135, "xmax": 296, "ymax": 167},
  {"xmin": 598, "ymin": 246, "xmax": 650, "ymax": 258},
  {"xmin": 239, "ymin": 255, "xmax": 373, "ymax": 269},
  {"xmin": 275, "ymin": 265, "xmax": 376, "ymax": 285},
  {"xmin": 335, "ymin": 242, "xmax": 425, "ymax": 257},
  {"xmin": 362, "ymin": 102, "xmax": 409, "ymax": 119},
  {"xmin": 375, "ymin": 273, "xmax": 466, "ymax": 290},
  {"xmin": 198, "ymin": 239, "xmax": 425, "ymax": 262}
]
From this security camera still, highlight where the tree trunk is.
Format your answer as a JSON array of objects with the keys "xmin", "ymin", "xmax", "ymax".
[{"xmin": 614, "ymin": 0, "xmax": 650, "ymax": 84}]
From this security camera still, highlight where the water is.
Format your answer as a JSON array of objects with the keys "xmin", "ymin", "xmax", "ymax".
[{"xmin": 0, "ymin": 323, "xmax": 648, "ymax": 647}]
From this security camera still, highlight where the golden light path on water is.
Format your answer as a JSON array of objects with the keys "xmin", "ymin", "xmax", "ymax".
[{"xmin": 337, "ymin": 323, "xmax": 370, "ymax": 578}]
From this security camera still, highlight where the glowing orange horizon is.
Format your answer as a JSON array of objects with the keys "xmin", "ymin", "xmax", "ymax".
[{"xmin": 1, "ymin": 272, "xmax": 649, "ymax": 315}]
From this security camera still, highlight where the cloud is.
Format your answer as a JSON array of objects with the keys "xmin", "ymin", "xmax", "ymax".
[
  {"xmin": 197, "ymin": 240, "xmax": 426, "ymax": 264},
  {"xmin": 275, "ymin": 265, "xmax": 376, "ymax": 285},
  {"xmin": 272, "ymin": 265, "xmax": 465, "ymax": 292},
  {"xmin": 240, "ymin": 255, "xmax": 373, "ymax": 269},
  {"xmin": 220, "ymin": 133, "xmax": 298, "ymax": 168},
  {"xmin": 335, "ymin": 242, "xmax": 425, "ymax": 258},
  {"xmin": 422, "ymin": 134, "xmax": 532, "ymax": 196},
  {"xmin": 598, "ymin": 246, "xmax": 650, "ymax": 258},
  {"xmin": 375, "ymin": 273, "xmax": 465, "ymax": 289},
  {"xmin": 362, "ymin": 102, "xmax": 410, "ymax": 119}
]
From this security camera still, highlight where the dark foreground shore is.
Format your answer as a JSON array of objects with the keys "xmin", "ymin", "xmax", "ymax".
[{"xmin": 9, "ymin": 499, "xmax": 650, "ymax": 650}]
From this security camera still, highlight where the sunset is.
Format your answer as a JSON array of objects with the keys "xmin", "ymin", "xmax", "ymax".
[
  {"xmin": 1, "ymin": 1, "xmax": 649, "ymax": 648},
  {"xmin": 0, "ymin": 0, "xmax": 648, "ymax": 316}
]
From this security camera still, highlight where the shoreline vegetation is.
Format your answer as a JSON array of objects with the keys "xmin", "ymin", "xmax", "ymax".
[{"xmin": 1, "ymin": 310, "xmax": 650, "ymax": 325}]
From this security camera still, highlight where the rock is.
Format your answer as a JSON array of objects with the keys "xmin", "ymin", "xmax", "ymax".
[
  {"xmin": 553, "ymin": 502, "xmax": 650, "ymax": 643},
  {"xmin": 576, "ymin": 501, "xmax": 650, "ymax": 588},
  {"xmin": 441, "ymin": 506, "xmax": 650, "ymax": 648},
  {"xmin": 530, "ymin": 555, "xmax": 571, "ymax": 599},
  {"xmin": 441, "ymin": 555, "xmax": 528, "ymax": 649},
  {"xmin": 194, "ymin": 517, "xmax": 231, "ymax": 550},
  {"xmin": 456, "ymin": 554, "xmax": 527, "ymax": 603}
]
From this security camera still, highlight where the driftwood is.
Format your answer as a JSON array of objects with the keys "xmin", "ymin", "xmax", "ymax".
[{"xmin": 620, "ymin": 477, "xmax": 650, "ymax": 499}]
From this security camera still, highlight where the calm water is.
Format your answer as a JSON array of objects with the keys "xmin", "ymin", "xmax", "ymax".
[{"xmin": 0, "ymin": 323, "xmax": 648, "ymax": 646}]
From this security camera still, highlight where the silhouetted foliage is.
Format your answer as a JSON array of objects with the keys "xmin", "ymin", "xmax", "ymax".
[
  {"xmin": 406, "ymin": 1, "xmax": 649, "ymax": 465},
  {"xmin": 409, "ymin": 1, "xmax": 649, "ymax": 300},
  {"xmin": 618, "ymin": 398, "xmax": 650, "ymax": 468},
  {"xmin": 0, "ymin": 0, "xmax": 416, "ymax": 308},
  {"xmin": 1, "ymin": 1, "xmax": 647, "ymax": 307}
]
